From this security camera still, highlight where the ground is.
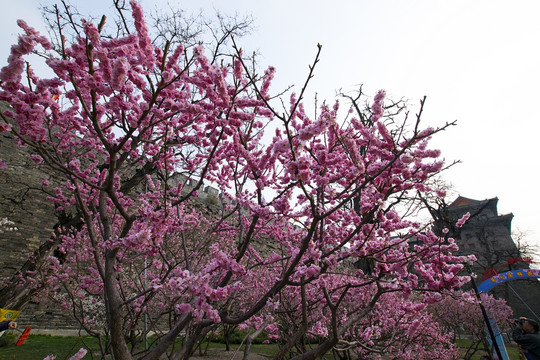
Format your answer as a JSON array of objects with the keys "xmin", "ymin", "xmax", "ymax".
[{"xmin": 187, "ymin": 348, "xmax": 270, "ymax": 360}]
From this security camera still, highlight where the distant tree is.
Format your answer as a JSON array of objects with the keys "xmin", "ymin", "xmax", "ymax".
[
  {"xmin": 272, "ymin": 283, "xmax": 461, "ymax": 360},
  {"xmin": 0, "ymin": 1, "xmax": 472, "ymax": 360},
  {"xmin": 511, "ymin": 228, "xmax": 538, "ymax": 266}
]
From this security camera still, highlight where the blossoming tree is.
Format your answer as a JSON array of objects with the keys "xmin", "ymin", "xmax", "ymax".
[
  {"xmin": 429, "ymin": 292, "xmax": 513, "ymax": 360},
  {"xmin": 0, "ymin": 1, "xmax": 473, "ymax": 359}
]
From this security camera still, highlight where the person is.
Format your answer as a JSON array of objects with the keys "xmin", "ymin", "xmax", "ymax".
[
  {"xmin": 0, "ymin": 320, "xmax": 17, "ymax": 331},
  {"xmin": 512, "ymin": 317, "xmax": 540, "ymax": 360}
]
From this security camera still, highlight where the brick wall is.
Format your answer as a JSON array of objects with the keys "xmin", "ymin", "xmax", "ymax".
[{"xmin": 0, "ymin": 103, "xmax": 232, "ymax": 330}]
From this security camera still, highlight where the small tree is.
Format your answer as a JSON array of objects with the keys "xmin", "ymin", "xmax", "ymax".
[
  {"xmin": 0, "ymin": 1, "xmax": 472, "ymax": 359},
  {"xmin": 271, "ymin": 280, "xmax": 461, "ymax": 360}
]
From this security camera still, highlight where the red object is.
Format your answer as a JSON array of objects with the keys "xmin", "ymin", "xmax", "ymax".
[
  {"xmin": 15, "ymin": 327, "xmax": 31, "ymax": 346},
  {"xmin": 482, "ymin": 257, "xmax": 535, "ymax": 281},
  {"xmin": 483, "ymin": 268, "xmax": 499, "ymax": 281},
  {"xmin": 507, "ymin": 257, "xmax": 532, "ymax": 265}
]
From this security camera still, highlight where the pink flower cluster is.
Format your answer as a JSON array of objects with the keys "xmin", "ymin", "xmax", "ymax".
[
  {"xmin": 456, "ymin": 212, "xmax": 471, "ymax": 228},
  {"xmin": 43, "ymin": 348, "xmax": 87, "ymax": 360}
]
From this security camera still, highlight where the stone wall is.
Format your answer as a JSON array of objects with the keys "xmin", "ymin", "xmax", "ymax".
[
  {"xmin": 0, "ymin": 132, "xmax": 57, "ymax": 280},
  {"xmin": 0, "ymin": 120, "xmax": 78, "ymax": 329},
  {"xmin": 0, "ymin": 109, "xmax": 233, "ymax": 330}
]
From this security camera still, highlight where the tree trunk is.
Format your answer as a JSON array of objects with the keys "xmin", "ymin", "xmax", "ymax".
[
  {"xmin": 104, "ymin": 249, "xmax": 132, "ymax": 360},
  {"xmin": 243, "ymin": 318, "xmax": 270, "ymax": 360}
]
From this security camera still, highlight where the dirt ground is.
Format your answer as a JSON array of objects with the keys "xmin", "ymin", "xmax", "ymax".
[{"xmin": 187, "ymin": 348, "xmax": 271, "ymax": 360}]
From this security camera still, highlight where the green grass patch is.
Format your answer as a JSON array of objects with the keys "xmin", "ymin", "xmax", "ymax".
[
  {"xmin": 0, "ymin": 334, "xmax": 281, "ymax": 360},
  {"xmin": 0, "ymin": 333, "xmax": 525, "ymax": 360},
  {"xmin": 454, "ymin": 337, "xmax": 522, "ymax": 360},
  {"xmin": 0, "ymin": 334, "xmax": 101, "ymax": 360}
]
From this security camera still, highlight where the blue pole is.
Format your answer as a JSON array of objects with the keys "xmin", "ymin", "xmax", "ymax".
[
  {"xmin": 487, "ymin": 320, "xmax": 510, "ymax": 360},
  {"xmin": 467, "ymin": 264, "xmax": 506, "ymax": 360}
]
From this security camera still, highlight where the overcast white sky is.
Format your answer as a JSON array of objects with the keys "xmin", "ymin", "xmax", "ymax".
[{"xmin": 2, "ymin": 1, "xmax": 540, "ymax": 251}]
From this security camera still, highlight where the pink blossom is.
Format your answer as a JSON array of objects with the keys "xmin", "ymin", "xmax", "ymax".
[
  {"xmin": 233, "ymin": 57, "xmax": 243, "ymax": 79},
  {"xmin": 83, "ymin": 20, "xmax": 100, "ymax": 45},
  {"xmin": 456, "ymin": 212, "xmax": 470, "ymax": 228},
  {"xmin": 111, "ymin": 58, "xmax": 129, "ymax": 90},
  {"xmin": 176, "ymin": 303, "xmax": 191, "ymax": 314},
  {"xmin": 68, "ymin": 348, "xmax": 87, "ymax": 360},
  {"xmin": 260, "ymin": 66, "xmax": 275, "ymax": 98},
  {"xmin": 385, "ymin": 210, "xmax": 397, "ymax": 220},
  {"xmin": 435, "ymin": 188, "xmax": 446, "ymax": 197},
  {"xmin": 129, "ymin": 1, "xmax": 155, "ymax": 68},
  {"xmin": 0, "ymin": 122, "xmax": 12, "ymax": 133},
  {"xmin": 166, "ymin": 44, "xmax": 184, "ymax": 69},
  {"xmin": 272, "ymin": 139, "xmax": 289, "ymax": 153},
  {"xmin": 371, "ymin": 89, "xmax": 386, "ymax": 121},
  {"xmin": 0, "ymin": 20, "xmax": 50, "ymax": 83},
  {"xmin": 30, "ymin": 154, "xmax": 44, "ymax": 164}
]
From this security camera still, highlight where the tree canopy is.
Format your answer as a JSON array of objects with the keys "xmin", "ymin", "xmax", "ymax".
[{"xmin": 0, "ymin": 1, "xmax": 474, "ymax": 359}]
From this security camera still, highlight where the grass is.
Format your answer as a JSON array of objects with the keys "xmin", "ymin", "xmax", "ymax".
[
  {"xmin": 455, "ymin": 338, "xmax": 522, "ymax": 360},
  {"xmin": 0, "ymin": 334, "xmax": 282, "ymax": 360},
  {"xmin": 0, "ymin": 334, "xmax": 101, "ymax": 360},
  {"xmin": 0, "ymin": 333, "xmax": 525, "ymax": 360},
  {"xmin": 0, "ymin": 335, "xmax": 307, "ymax": 360}
]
